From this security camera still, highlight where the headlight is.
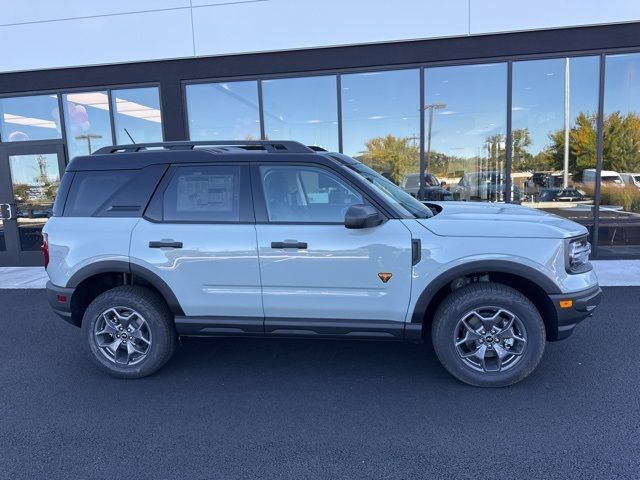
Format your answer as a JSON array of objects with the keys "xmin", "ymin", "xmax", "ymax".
[{"xmin": 565, "ymin": 236, "xmax": 592, "ymax": 274}]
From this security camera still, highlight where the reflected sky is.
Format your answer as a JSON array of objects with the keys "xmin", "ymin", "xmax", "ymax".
[
  {"xmin": 341, "ymin": 69, "xmax": 420, "ymax": 158},
  {"xmin": 262, "ymin": 75, "xmax": 338, "ymax": 150}
]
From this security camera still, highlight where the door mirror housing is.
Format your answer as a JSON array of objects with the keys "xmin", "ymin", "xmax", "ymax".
[{"xmin": 344, "ymin": 204, "xmax": 383, "ymax": 229}]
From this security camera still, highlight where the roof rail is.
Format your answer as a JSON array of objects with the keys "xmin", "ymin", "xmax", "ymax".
[{"xmin": 93, "ymin": 140, "xmax": 315, "ymax": 155}]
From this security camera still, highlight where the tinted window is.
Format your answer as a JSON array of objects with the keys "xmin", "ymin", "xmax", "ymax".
[
  {"xmin": 163, "ymin": 166, "xmax": 241, "ymax": 222},
  {"xmin": 260, "ymin": 165, "xmax": 363, "ymax": 222},
  {"xmin": 65, "ymin": 170, "xmax": 135, "ymax": 217}
]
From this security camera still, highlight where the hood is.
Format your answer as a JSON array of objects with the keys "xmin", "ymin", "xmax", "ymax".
[{"xmin": 418, "ymin": 202, "xmax": 587, "ymax": 239}]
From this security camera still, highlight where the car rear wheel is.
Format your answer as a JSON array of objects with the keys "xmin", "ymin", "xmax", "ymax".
[
  {"xmin": 432, "ymin": 282, "xmax": 546, "ymax": 387},
  {"xmin": 82, "ymin": 286, "xmax": 177, "ymax": 378}
]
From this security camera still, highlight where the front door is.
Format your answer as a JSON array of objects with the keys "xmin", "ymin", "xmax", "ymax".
[
  {"xmin": 252, "ymin": 163, "xmax": 413, "ymax": 336},
  {"xmin": 0, "ymin": 143, "xmax": 66, "ymax": 266}
]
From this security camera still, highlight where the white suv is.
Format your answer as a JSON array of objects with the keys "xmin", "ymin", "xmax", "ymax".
[{"xmin": 43, "ymin": 141, "xmax": 601, "ymax": 387}]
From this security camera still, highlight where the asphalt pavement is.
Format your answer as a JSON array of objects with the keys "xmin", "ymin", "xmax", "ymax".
[{"xmin": 1, "ymin": 287, "xmax": 639, "ymax": 479}]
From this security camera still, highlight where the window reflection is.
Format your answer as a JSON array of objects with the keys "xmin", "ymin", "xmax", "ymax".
[
  {"xmin": 63, "ymin": 91, "xmax": 113, "ymax": 159},
  {"xmin": 262, "ymin": 76, "xmax": 338, "ymax": 151},
  {"xmin": 600, "ymin": 53, "xmax": 640, "ymax": 258},
  {"xmin": 112, "ymin": 87, "xmax": 162, "ymax": 144},
  {"xmin": 424, "ymin": 63, "xmax": 507, "ymax": 202},
  {"xmin": 512, "ymin": 57, "xmax": 599, "ymax": 232},
  {"xmin": 341, "ymin": 69, "xmax": 420, "ymax": 185},
  {"xmin": 0, "ymin": 95, "xmax": 61, "ymax": 142},
  {"xmin": 186, "ymin": 81, "xmax": 260, "ymax": 141}
]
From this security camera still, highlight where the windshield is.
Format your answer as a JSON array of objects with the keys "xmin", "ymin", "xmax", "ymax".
[{"xmin": 348, "ymin": 163, "xmax": 433, "ymax": 219}]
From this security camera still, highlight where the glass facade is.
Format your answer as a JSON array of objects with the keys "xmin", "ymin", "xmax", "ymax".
[
  {"xmin": 0, "ymin": 94, "xmax": 61, "ymax": 142},
  {"xmin": 424, "ymin": 63, "xmax": 507, "ymax": 202},
  {"xmin": 513, "ymin": 56, "xmax": 600, "ymax": 234},
  {"xmin": 112, "ymin": 87, "xmax": 163, "ymax": 144},
  {"xmin": 186, "ymin": 81, "xmax": 260, "ymax": 141},
  {"xmin": 601, "ymin": 53, "xmax": 640, "ymax": 257},
  {"xmin": 63, "ymin": 91, "xmax": 114, "ymax": 158},
  {"xmin": 341, "ymin": 69, "xmax": 420, "ymax": 185},
  {"xmin": 262, "ymin": 76, "xmax": 338, "ymax": 151},
  {"xmin": 3, "ymin": 48, "xmax": 640, "ymax": 260}
]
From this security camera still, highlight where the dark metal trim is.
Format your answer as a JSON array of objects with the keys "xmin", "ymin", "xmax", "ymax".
[
  {"xmin": 265, "ymin": 317, "xmax": 404, "ymax": 340},
  {"xmin": 419, "ymin": 67, "xmax": 426, "ymax": 199},
  {"xmin": 257, "ymin": 79, "xmax": 266, "ymax": 140},
  {"xmin": 593, "ymin": 53, "xmax": 606, "ymax": 257},
  {"xmin": 505, "ymin": 61, "xmax": 513, "ymax": 202},
  {"xmin": 336, "ymin": 73, "xmax": 343, "ymax": 153},
  {"xmin": 175, "ymin": 316, "xmax": 264, "ymax": 335}
]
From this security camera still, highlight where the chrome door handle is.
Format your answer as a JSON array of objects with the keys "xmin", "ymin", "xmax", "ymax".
[
  {"xmin": 271, "ymin": 241, "xmax": 308, "ymax": 249},
  {"xmin": 0, "ymin": 203, "xmax": 12, "ymax": 220}
]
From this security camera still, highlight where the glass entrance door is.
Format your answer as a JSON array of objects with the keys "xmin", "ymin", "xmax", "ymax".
[{"xmin": 0, "ymin": 143, "xmax": 66, "ymax": 266}]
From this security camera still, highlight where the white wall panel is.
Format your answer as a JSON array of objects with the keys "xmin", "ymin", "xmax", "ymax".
[
  {"xmin": 0, "ymin": 0, "xmax": 190, "ymax": 25},
  {"xmin": 0, "ymin": 9, "xmax": 194, "ymax": 73},
  {"xmin": 470, "ymin": 0, "xmax": 640, "ymax": 34},
  {"xmin": 192, "ymin": 0, "xmax": 469, "ymax": 56}
]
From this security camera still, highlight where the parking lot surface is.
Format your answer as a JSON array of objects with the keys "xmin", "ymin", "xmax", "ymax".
[{"xmin": 1, "ymin": 287, "xmax": 639, "ymax": 479}]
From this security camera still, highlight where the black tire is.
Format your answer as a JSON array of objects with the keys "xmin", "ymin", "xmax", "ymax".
[
  {"xmin": 431, "ymin": 282, "xmax": 546, "ymax": 387},
  {"xmin": 81, "ymin": 286, "xmax": 178, "ymax": 379}
]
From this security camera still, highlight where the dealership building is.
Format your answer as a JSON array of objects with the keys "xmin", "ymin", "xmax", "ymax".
[{"xmin": 1, "ymin": 1, "xmax": 640, "ymax": 266}]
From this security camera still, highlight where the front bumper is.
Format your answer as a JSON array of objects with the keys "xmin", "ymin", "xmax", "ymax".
[
  {"xmin": 46, "ymin": 281, "xmax": 78, "ymax": 327},
  {"xmin": 549, "ymin": 285, "xmax": 602, "ymax": 340}
]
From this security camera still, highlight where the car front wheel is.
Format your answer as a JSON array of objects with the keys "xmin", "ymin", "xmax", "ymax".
[{"xmin": 432, "ymin": 282, "xmax": 546, "ymax": 387}]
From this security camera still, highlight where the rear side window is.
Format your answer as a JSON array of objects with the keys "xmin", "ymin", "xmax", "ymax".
[
  {"xmin": 64, "ymin": 170, "xmax": 135, "ymax": 217},
  {"xmin": 162, "ymin": 165, "xmax": 244, "ymax": 222}
]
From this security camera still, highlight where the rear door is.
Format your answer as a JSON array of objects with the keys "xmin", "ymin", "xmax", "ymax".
[{"xmin": 130, "ymin": 162, "xmax": 263, "ymax": 332}]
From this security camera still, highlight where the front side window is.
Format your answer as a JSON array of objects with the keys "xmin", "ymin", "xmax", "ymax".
[
  {"xmin": 163, "ymin": 165, "xmax": 242, "ymax": 222},
  {"xmin": 260, "ymin": 165, "xmax": 363, "ymax": 223}
]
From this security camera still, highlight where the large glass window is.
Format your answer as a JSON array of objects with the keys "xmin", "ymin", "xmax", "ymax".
[
  {"xmin": 0, "ymin": 94, "xmax": 62, "ymax": 142},
  {"xmin": 600, "ymin": 53, "xmax": 640, "ymax": 258},
  {"xmin": 341, "ymin": 69, "xmax": 420, "ymax": 185},
  {"xmin": 63, "ymin": 91, "xmax": 113, "ymax": 159},
  {"xmin": 424, "ymin": 63, "xmax": 507, "ymax": 202},
  {"xmin": 262, "ymin": 76, "xmax": 338, "ymax": 151},
  {"xmin": 186, "ymin": 81, "xmax": 260, "ymax": 141},
  {"xmin": 112, "ymin": 87, "xmax": 162, "ymax": 144},
  {"xmin": 512, "ymin": 57, "xmax": 599, "ymax": 231}
]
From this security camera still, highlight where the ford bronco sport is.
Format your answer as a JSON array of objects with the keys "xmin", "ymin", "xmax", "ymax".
[{"xmin": 44, "ymin": 141, "xmax": 601, "ymax": 387}]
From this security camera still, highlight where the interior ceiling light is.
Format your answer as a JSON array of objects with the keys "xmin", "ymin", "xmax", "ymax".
[
  {"xmin": 3, "ymin": 113, "xmax": 57, "ymax": 129},
  {"xmin": 66, "ymin": 92, "xmax": 161, "ymax": 123}
]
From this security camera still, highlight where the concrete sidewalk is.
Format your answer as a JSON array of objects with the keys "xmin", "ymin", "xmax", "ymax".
[{"xmin": 1, "ymin": 261, "xmax": 638, "ymax": 288}]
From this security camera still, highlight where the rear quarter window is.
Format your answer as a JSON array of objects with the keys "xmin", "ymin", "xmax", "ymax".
[{"xmin": 64, "ymin": 170, "xmax": 136, "ymax": 217}]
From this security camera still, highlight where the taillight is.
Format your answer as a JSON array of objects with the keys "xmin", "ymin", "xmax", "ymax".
[{"xmin": 42, "ymin": 233, "xmax": 50, "ymax": 269}]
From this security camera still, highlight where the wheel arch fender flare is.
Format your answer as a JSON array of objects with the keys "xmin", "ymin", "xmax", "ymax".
[
  {"xmin": 67, "ymin": 260, "xmax": 185, "ymax": 316},
  {"xmin": 410, "ymin": 259, "xmax": 561, "ymax": 324}
]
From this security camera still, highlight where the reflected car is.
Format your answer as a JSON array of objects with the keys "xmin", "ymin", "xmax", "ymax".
[
  {"xmin": 453, "ymin": 171, "xmax": 521, "ymax": 202},
  {"xmin": 621, "ymin": 173, "xmax": 640, "ymax": 188},
  {"xmin": 400, "ymin": 173, "xmax": 452, "ymax": 201},
  {"xmin": 538, "ymin": 188, "xmax": 586, "ymax": 202},
  {"xmin": 583, "ymin": 169, "xmax": 625, "ymax": 186}
]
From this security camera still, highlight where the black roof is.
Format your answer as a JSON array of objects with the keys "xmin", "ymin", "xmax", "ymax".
[{"xmin": 67, "ymin": 140, "xmax": 354, "ymax": 171}]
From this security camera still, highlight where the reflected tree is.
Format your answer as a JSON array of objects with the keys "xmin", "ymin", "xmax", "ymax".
[{"xmin": 361, "ymin": 135, "xmax": 418, "ymax": 184}]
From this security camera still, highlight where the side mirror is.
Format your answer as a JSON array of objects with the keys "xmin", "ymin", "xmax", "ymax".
[{"xmin": 345, "ymin": 204, "xmax": 383, "ymax": 229}]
